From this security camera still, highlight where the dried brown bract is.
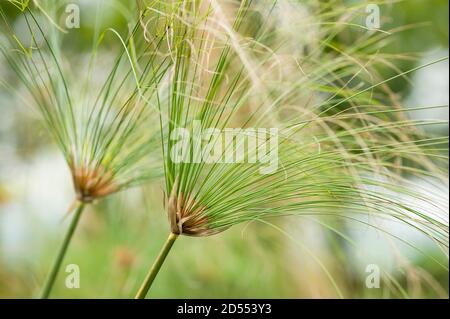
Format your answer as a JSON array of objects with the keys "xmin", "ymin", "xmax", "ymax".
[
  {"xmin": 167, "ymin": 185, "xmax": 222, "ymax": 237},
  {"xmin": 70, "ymin": 162, "xmax": 119, "ymax": 203}
]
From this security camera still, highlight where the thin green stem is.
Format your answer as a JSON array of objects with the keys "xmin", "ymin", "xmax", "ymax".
[
  {"xmin": 135, "ymin": 232, "xmax": 178, "ymax": 299},
  {"xmin": 40, "ymin": 201, "xmax": 86, "ymax": 299}
]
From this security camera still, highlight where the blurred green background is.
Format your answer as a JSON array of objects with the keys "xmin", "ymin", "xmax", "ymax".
[{"xmin": 0, "ymin": 0, "xmax": 448, "ymax": 298}]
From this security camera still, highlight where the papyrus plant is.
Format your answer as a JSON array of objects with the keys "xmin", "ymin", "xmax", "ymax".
[
  {"xmin": 134, "ymin": 0, "xmax": 448, "ymax": 298},
  {"xmin": 0, "ymin": 0, "xmax": 169, "ymax": 298}
]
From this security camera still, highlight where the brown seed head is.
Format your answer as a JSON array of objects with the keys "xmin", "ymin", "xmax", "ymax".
[
  {"xmin": 167, "ymin": 184, "xmax": 220, "ymax": 237},
  {"xmin": 114, "ymin": 246, "xmax": 137, "ymax": 270},
  {"xmin": 70, "ymin": 161, "xmax": 118, "ymax": 203}
]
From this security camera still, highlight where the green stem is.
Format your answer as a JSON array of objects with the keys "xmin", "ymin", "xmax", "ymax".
[
  {"xmin": 40, "ymin": 201, "xmax": 85, "ymax": 299},
  {"xmin": 135, "ymin": 232, "xmax": 178, "ymax": 299}
]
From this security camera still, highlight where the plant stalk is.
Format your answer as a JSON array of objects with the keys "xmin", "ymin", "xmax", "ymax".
[
  {"xmin": 135, "ymin": 232, "xmax": 178, "ymax": 299},
  {"xmin": 40, "ymin": 201, "xmax": 85, "ymax": 299}
]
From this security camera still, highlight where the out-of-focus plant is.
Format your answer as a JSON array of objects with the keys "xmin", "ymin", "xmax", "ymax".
[
  {"xmin": 0, "ymin": 0, "xmax": 168, "ymax": 298},
  {"xmin": 134, "ymin": 0, "xmax": 448, "ymax": 298}
]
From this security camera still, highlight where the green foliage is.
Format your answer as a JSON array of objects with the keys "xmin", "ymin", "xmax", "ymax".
[
  {"xmin": 0, "ymin": 0, "xmax": 448, "ymax": 298},
  {"xmin": 143, "ymin": 1, "xmax": 448, "ymax": 247},
  {"xmin": 0, "ymin": 2, "xmax": 165, "ymax": 201}
]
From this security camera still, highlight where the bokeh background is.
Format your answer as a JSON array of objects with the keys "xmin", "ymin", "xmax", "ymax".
[{"xmin": 0, "ymin": 0, "xmax": 448, "ymax": 298}]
